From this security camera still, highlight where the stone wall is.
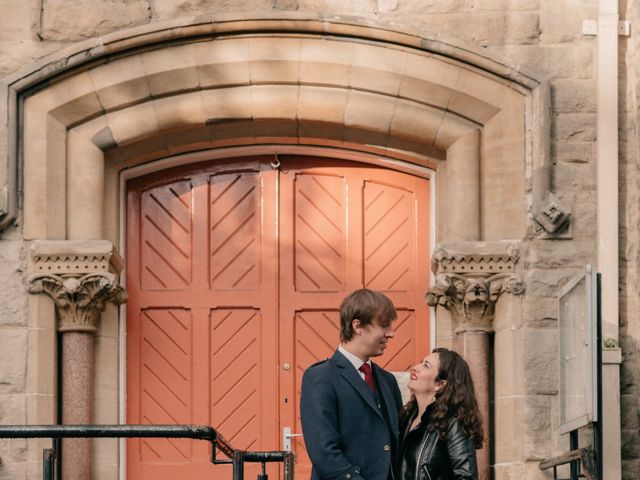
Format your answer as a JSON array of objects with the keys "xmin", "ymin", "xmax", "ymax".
[
  {"xmin": 1, "ymin": 1, "xmax": 638, "ymax": 480},
  {"xmin": 620, "ymin": 1, "xmax": 640, "ymax": 478}
]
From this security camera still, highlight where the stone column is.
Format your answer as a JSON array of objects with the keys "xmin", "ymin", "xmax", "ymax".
[
  {"xmin": 27, "ymin": 240, "xmax": 126, "ymax": 480},
  {"xmin": 426, "ymin": 241, "xmax": 524, "ymax": 480},
  {"xmin": 446, "ymin": 130, "xmax": 481, "ymax": 241}
]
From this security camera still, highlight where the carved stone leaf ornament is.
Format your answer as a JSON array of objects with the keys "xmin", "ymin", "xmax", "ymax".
[
  {"xmin": 27, "ymin": 272, "xmax": 127, "ymax": 333},
  {"xmin": 425, "ymin": 241, "xmax": 525, "ymax": 331}
]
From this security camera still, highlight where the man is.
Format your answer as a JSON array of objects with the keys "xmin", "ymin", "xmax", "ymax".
[{"xmin": 300, "ymin": 289, "xmax": 403, "ymax": 480}]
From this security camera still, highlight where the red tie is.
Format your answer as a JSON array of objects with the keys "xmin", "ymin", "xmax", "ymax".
[{"xmin": 359, "ymin": 363, "xmax": 377, "ymax": 394}]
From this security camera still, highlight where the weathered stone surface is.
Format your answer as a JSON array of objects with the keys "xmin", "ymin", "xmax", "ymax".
[
  {"xmin": 471, "ymin": 0, "xmax": 539, "ymax": 10},
  {"xmin": 0, "ymin": 459, "xmax": 26, "ymax": 479},
  {"xmin": 554, "ymin": 161, "xmax": 595, "ymax": 192},
  {"xmin": 551, "ymin": 80, "xmax": 597, "ymax": 113},
  {"xmin": 621, "ymin": 357, "xmax": 640, "ymax": 395},
  {"xmin": 552, "ymin": 141, "xmax": 595, "ymax": 165},
  {"xmin": 0, "ymin": 394, "xmax": 26, "ymax": 424},
  {"xmin": 490, "ymin": 45, "xmax": 593, "ymax": 79},
  {"xmin": 523, "ymin": 395, "xmax": 552, "ymax": 459},
  {"xmin": 294, "ymin": 0, "xmax": 376, "ymax": 14},
  {"xmin": 0, "ymin": 331, "xmax": 26, "ymax": 393},
  {"xmin": 552, "ymin": 113, "xmax": 597, "ymax": 143},
  {"xmin": 524, "ymin": 263, "xmax": 584, "ymax": 291},
  {"xmin": 40, "ymin": 0, "xmax": 151, "ymax": 41},
  {"xmin": 623, "ymin": 459, "xmax": 640, "ymax": 480},
  {"xmin": 493, "ymin": 463, "xmax": 524, "ymax": 480},
  {"xmin": 622, "ymin": 429, "xmax": 640, "ymax": 460},
  {"xmin": 0, "ymin": 0, "xmax": 36, "ymax": 41},
  {"xmin": 380, "ymin": 0, "xmax": 472, "ymax": 14},
  {"xmin": 539, "ymin": 0, "xmax": 597, "ymax": 44},
  {"xmin": 0, "ymin": 40, "xmax": 65, "ymax": 77},
  {"xmin": 522, "ymin": 296, "xmax": 557, "ymax": 326},
  {"xmin": 523, "ymin": 328, "xmax": 558, "ymax": 394},
  {"xmin": 525, "ymin": 238, "xmax": 595, "ymax": 268},
  {"xmin": 385, "ymin": 12, "xmax": 540, "ymax": 46},
  {"xmin": 524, "ymin": 461, "xmax": 553, "ymax": 480}
]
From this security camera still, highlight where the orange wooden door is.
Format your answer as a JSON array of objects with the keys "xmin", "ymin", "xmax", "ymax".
[
  {"xmin": 277, "ymin": 156, "xmax": 430, "ymax": 478},
  {"xmin": 126, "ymin": 154, "xmax": 430, "ymax": 480},
  {"xmin": 126, "ymin": 158, "xmax": 279, "ymax": 480}
]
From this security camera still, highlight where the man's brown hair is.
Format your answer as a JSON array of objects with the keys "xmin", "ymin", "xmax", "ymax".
[{"xmin": 339, "ymin": 289, "xmax": 397, "ymax": 342}]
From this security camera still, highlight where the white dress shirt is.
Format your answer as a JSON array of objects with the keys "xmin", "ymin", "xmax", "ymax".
[{"xmin": 338, "ymin": 344, "xmax": 371, "ymax": 381}]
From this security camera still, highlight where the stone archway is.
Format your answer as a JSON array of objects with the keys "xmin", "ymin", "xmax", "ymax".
[{"xmin": 8, "ymin": 13, "xmax": 545, "ymax": 479}]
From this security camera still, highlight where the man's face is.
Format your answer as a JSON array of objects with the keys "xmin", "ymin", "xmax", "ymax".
[{"xmin": 354, "ymin": 315, "xmax": 395, "ymax": 359}]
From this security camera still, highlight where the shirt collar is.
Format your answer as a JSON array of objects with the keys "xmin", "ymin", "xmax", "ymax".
[{"xmin": 338, "ymin": 344, "xmax": 371, "ymax": 371}]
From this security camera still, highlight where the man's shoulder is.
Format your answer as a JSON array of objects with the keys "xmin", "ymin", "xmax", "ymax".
[{"xmin": 303, "ymin": 358, "xmax": 332, "ymax": 376}]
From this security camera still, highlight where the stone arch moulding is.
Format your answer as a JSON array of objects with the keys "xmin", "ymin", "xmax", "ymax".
[{"xmin": 0, "ymin": 13, "xmax": 567, "ymax": 242}]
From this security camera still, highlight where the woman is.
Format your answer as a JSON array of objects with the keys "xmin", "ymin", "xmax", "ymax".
[{"xmin": 396, "ymin": 348, "xmax": 483, "ymax": 480}]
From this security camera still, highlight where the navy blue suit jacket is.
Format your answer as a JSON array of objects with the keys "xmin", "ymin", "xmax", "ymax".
[{"xmin": 300, "ymin": 350, "xmax": 403, "ymax": 480}]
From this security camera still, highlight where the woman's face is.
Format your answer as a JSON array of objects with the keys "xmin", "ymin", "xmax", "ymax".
[{"xmin": 408, "ymin": 352, "xmax": 444, "ymax": 396}]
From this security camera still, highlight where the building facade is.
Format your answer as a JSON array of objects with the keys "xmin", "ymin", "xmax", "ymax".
[{"xmin": 0, "ymin": 1, "xmax": 638, "ymax": 479}]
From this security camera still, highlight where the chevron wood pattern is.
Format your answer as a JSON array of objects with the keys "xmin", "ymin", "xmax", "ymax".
[
  {"xmin": 140, "ymin": 308, "xmax": 192, "ymax": 461},
  {"xmin": 210, "ymin": 173, "xmax": 260, "ymax": 290},
  {"xmin": 294, "ymin": 173, "xmax": 346, "ymax": 292},
  {"xmin": 211, "ymin": 308, "xmax": 261, "ymax": 451},
  {"xmin": 364, "ymin": 181, "xmax": 414, "ymax": 291},
  {"xmin": 140, "ymin": 180, "xmax": 193, "ymax": 290}
]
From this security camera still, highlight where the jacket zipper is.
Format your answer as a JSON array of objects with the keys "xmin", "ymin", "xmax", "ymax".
[{"xmin": 415, "ymin": 432, "xmax": 432, "ymax": 480}]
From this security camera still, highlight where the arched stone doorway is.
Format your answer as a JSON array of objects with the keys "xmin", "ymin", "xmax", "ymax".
[{"xmin": 13, "ymin": 14, "xmax": 541, "ymax": 480}]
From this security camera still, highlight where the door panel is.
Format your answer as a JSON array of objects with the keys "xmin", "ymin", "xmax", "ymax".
[
  {"xmin": 211, "ymin": 308, "xmax": 262, "ymax": 449},
  {"xmin": 127, "ymin": 155, "xmax": 429, "ymax": 480},
  {"xmin": 140, "ymin": 180, "xmax": 193, "ymax": 290},
  {"xmin": 278, "ymin": 156, "xmax": 430, "ymax": 478},
  {"xmin": 127, "ymin": 159, "xmax": 279, "ymax": 480},
  {"xmin": 140, "ymin": 308, "xmax": 193, "ymax": 462},
  {"xmin": 294, "ymin": 173, "xmax": 346, "ymax": 292},
  {"xmin": 364, "ymin": 180, "xmax": 415, "ymax": 291},
  {"xmin": 210, "ymin": 172, "xmax": 261, "ymax": 290}
]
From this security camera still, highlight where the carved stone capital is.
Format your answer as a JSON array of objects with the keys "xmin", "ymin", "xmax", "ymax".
[
  {"xmin": 27, "ymin": 272, "xmax": 127, "ymax": 333},
  {"xmin": 426, "ymin": 273, "xmax": 525, "ymax": 331},
  {"xmin": 427, "ymin": 241, "xmax": 524, "ymax": 331},
  {"xmin": 27, "ymin": 240, "xmax": 127, "ymax": 333}
]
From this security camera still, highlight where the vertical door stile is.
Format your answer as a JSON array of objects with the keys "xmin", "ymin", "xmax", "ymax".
[
  {"xmin": 277, "ymin": 163, "xmax": 296, "ymax": 452},
  {"xmin": 260, "ymin": 158, "xmax": 280, "ymax": 466},
  {"xmin": 191, "ymin": 175, "xmax": 211, "ymax": 462}
]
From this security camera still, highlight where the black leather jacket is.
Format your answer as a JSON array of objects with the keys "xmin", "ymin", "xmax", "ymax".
[{"xmin": 396, "ymin": 405, "xmax": 478, "ymax": 480}]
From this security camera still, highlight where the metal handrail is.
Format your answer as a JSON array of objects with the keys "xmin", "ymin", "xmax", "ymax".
[{"xmin": 0, "ymin": 424, "xmax": 295, "ymax": 480}]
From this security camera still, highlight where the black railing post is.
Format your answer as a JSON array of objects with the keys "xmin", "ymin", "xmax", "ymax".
[
  {"xmin": 284, "ymin": 452, "xmax": 295, "ymax": 480},
  {"xmin": 233, "ymin": 450, "xmax": 245, "ymax": 480},
  {"xmin": 257, "ymin": 462, "xmax": 267, "ymax": 480},
  {"xmin": 42, "ymin": 448, "xmax": 54, "ymax": 480}
]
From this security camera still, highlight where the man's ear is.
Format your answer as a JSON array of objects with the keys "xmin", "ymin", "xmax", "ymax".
[{"xmin": 352, "ymin": 318, "xmax": 362, "ymax": 334}]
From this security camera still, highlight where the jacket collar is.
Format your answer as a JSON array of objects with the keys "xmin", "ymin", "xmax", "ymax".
[{"xmin": 331, "ymin": 350, "xmax": 386, "ymax": 420}]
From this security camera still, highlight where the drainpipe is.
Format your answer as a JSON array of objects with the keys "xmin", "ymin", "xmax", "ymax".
[{"xmin": 597, "ymin": 0, "xmax": 622, "ymax": 478}]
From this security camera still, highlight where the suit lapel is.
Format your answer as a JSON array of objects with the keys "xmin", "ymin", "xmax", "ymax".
[
  {"xmin": 373, "ymin": 363, "xmax": 399, "ymax": 437},
  {"xmin": 331, "ymin": 351, "xmax": 383, "ymax": 419}
]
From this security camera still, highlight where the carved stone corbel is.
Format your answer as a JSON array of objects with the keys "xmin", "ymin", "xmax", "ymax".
[{"xmin": 426, "ymin": 241, "xmax": 525, "ymax": 331}]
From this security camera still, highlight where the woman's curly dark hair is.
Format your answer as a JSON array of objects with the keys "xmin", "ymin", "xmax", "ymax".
[{"xmin": 400, "ymin": 348, "xmax": 484, "ymax": 448}]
